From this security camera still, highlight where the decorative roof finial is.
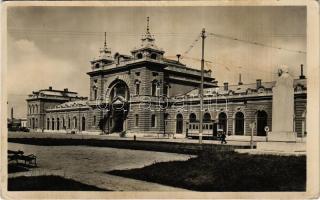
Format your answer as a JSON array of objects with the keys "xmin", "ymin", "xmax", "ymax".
[{"xmin": 98, "ymin": 32, "xmax": 112, "ymax": 60}]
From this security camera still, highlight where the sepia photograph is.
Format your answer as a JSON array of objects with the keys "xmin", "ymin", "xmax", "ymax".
[{"xmin": 1, "ymin": 1, "xmax": 319, "ymax": 199}]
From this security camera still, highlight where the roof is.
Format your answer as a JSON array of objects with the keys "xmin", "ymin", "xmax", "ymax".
[
  {"xmin": 27, "ymin": 87, "xmax": 87, "ymax": 101},
  {"xmin": 184, "ymin": 78, "xmax": 307, "ymax": 98},
  {"xmin": 46, "ymin": 100, "xmax": 90, "ymax": 111}
]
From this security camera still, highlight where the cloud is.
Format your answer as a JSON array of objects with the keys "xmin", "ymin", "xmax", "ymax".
[{"xmin": 7, "ymin": 38, "xmax": 88, "ymax": 118}]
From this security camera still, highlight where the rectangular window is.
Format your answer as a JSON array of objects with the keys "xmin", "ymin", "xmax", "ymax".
[
  {"xmin": 151, "ymin": 114, "xmax": 156, "ymax": 128},
  {"xmin": 135, "ymin": 114, "xmax": 139, "ymax": 127},
  {"xmin": 93, "ymin": 116, "xmax": 96, "ymax": 126}
]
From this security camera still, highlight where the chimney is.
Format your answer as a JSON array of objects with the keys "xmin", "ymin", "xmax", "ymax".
[
  {"xmin": 49, "ymin": 86, "xmax": 52, "ymax": 90},
  {"xmin": 11, "ymin": 107, "xmax": 13, "ymax": 120},
  {"xmin": 176, "ymin": 54, "xmax": 181, "ymax": 62},
  {"xmin": 223, "ymin": 82, "xmax": 229, "ymax": 91},
  {"xmin": 238, "ymin": 73, "xmax": 243, "ymax": 85},
  {"xmin": 299, "ymin": 64, "xmax": 306, "ymax": 79},
  {"xmin": 256, "ymin": 79, "xmax": 262, "ymax": 89},
  {"xmin": 64, "ymin": 88, "xmax": 68, "ymax": 92}
]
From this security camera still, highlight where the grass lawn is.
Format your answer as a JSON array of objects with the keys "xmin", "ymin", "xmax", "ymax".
[
  {"xmin": 8, "ymin": 175, "xmax": 109, "ymax": 191},
  {"xmin": 108, "ymin": 151, "xmax": 306, "ymax": 191}
]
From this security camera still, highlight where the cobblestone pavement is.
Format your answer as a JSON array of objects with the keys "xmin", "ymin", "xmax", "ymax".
[{"xmin": 8, "ymin": 142, "xmax": 193, "ymax": 191}]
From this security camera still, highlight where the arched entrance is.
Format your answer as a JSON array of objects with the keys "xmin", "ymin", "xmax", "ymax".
[
  {"xmin": 108, "ymin": 80, "xmax": 130, "ymax": 133},
  {"xmin": 82, "ymin": 117, "xmax": 86, "ymax": 131},
  {"xmin": 235, "ymin": 112, "xmax": 244, "ymax": 135},
  {"xmin": 256, "ymin": 110, "xmax": 268, "ymax": 136},
  {"xmin": 218, "ymin": 112, "xmax": 227, "ymax": 133},
  {"xmin": 176, "ymin": 114, "xmax": 183, "ymax": 134}
]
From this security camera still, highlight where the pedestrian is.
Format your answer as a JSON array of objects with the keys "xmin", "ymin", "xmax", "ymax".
[{"xmin": 221, "ymin": 132, "xmax": 227, "ymax": 144}]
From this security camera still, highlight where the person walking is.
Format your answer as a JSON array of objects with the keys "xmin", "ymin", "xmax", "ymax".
[{"xmin": 221, "ymin": 132, "xmax": 227, "ymax": 144}]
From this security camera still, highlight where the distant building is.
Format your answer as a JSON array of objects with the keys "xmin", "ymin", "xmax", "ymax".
[
  {"xmin": 7, "ymin": 107, "xmax": 25, "ymax": 131},
  {"xmin": 26, "ymin": 87, "xmax": 87, "ymax": 131},
  {"xmin": 21, "ymin": 119, "xmax": 27, "ymax": 128},
  {"xmin": 26, "ymin": 18, "xmax": 307, "ymax": 138}
]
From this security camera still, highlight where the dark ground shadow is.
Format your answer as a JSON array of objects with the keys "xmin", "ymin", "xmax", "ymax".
[
  {"xmin": 107, "ymin": 151, "xmax": 306, "ymax": 192},
  {"xmin": 8, "ymin": 163, "xmax": 31, "ymax": 174},
  {"xmin": 8, "ymin": 175, "xmax": 110, "ymax": 191}
]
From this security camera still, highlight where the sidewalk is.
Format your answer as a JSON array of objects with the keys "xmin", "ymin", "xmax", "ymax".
[{"xmin": 9, "ymin": 131, "xmax": 254, "ymax": 146}]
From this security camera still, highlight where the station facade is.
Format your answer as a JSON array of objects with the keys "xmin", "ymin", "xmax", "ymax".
[{"xmin": 26, "ymin": 21, "xmax": 307, "ymax": 138}]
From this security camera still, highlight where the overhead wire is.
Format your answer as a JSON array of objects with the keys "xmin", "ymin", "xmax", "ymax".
[{"xmin": 207, "ymin": 32, "xmax": 306, "ymax": 54}]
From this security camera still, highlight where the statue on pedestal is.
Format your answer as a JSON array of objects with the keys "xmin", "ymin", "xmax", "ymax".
[{"xmin": 268, "ymin": 65, "xmax": 296, "ymax": 142}]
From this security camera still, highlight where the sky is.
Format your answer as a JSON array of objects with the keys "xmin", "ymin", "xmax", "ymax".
[{"xmin": 6, "ymin": 6, "xmax": 306, "ymax": 118}]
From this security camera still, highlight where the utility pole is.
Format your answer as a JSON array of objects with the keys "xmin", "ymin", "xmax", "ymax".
[{"xmin": 199, "ymin": 28, "xmax": 206, "ymax": 144}]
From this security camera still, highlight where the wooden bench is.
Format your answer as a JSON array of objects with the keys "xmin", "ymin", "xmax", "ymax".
[{"xmin": 8, "ymin": 150, "xmax": 37, "ymax": 167}]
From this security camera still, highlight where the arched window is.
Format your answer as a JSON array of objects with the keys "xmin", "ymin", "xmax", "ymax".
[
  {"xmin": 218, "ymin": 112, "xmax": 227, "ymax": 133},
  {"xmin": 176, "ymin": 114, "xmax": 183, "ymax": 134},
  {"xmin": 235, "ymin": 112, "xmax": 244, "ymax": 135},
  {"xmin": 35, "ymin": 105, "xmax": 38, "ymax": 113},
  {"xmin": 32, "ymin": 105, "xmax": 35, "ymax": 114},
  {"xmin": 35, "ymin": 118, "xmax": 38, "ymax": 128},
  {"xmin": 135, "ymin": 81, "xmax": 140, "ymax": 95},
  {"xmin": 109, "ymin": 80, "xmax": 130, "ymax": 101},
  {"xmin": 32, "ymin": 118, "xmax": 35, "ymax": 129},
  {"xmin": 57, "ymin": 118, "xmax": 60, "ymax": 130},
  {"xmin": 93, "ymin": 88, "xmax": 97, "ymax": 100},
  {"xmin": 203, "ymin": 113, "xmax": 211, "ymax": 123},
  {"xmin": 52, "ymin": 118, "xmax": 55, "ymax": 130},
  {"xmin": 68, "ymin": 117, "xmax": 71, "ymax": 129},
  {"xmin": 135, "ymin": 114, "xmax": 139, "ymax": 127},
  {"xmin": 257, "ymin": 110, "xmax": 268, "ymax": 136},
  {"xmin": 302, "ymin": 110, "xmax": 306, "ymax": 137},
  {"xmin": 189, "ymin": 113, "xmax": 197, "ymax": 123},
  {"xmin": 47, "ymin": 118, "xmax": 50, "ymax": 130},
  {"xmin": 82, "ymin": 117, "xmax": 86, "ymax": 131},
  {"xmin": 151, "ymin": 114, "xmax": 156, "ymax": 128},
  {"xmin": 151, "ymin": 80, "xmax": 157, "ymax": 96},
  {"xmin": 164, "ymin": 113, "xmax": 169, "ymax": 127},
  {"xmin": 150, "ymin": 53, "xmax": 157, "ymax": 60},
  {"xmin": 74, "ymin": 117, "xmax": 77, "ymax": 129},
  {"xmin": 62, "ymin": 118, "xmax": 65, "ymax": 129},
  {"xmin": 136, "ymin": 53, "xmax": 143, "ymax": 59}
]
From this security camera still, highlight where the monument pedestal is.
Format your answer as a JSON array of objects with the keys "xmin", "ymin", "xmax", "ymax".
[{"xmin": 267, "ymin": 131, "xmax": 297, "ymax": 142}]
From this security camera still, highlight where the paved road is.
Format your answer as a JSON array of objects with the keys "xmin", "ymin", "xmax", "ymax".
[{"xmin": 8, "ymin": 142, "xmax": 193, "ymax": 191}]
